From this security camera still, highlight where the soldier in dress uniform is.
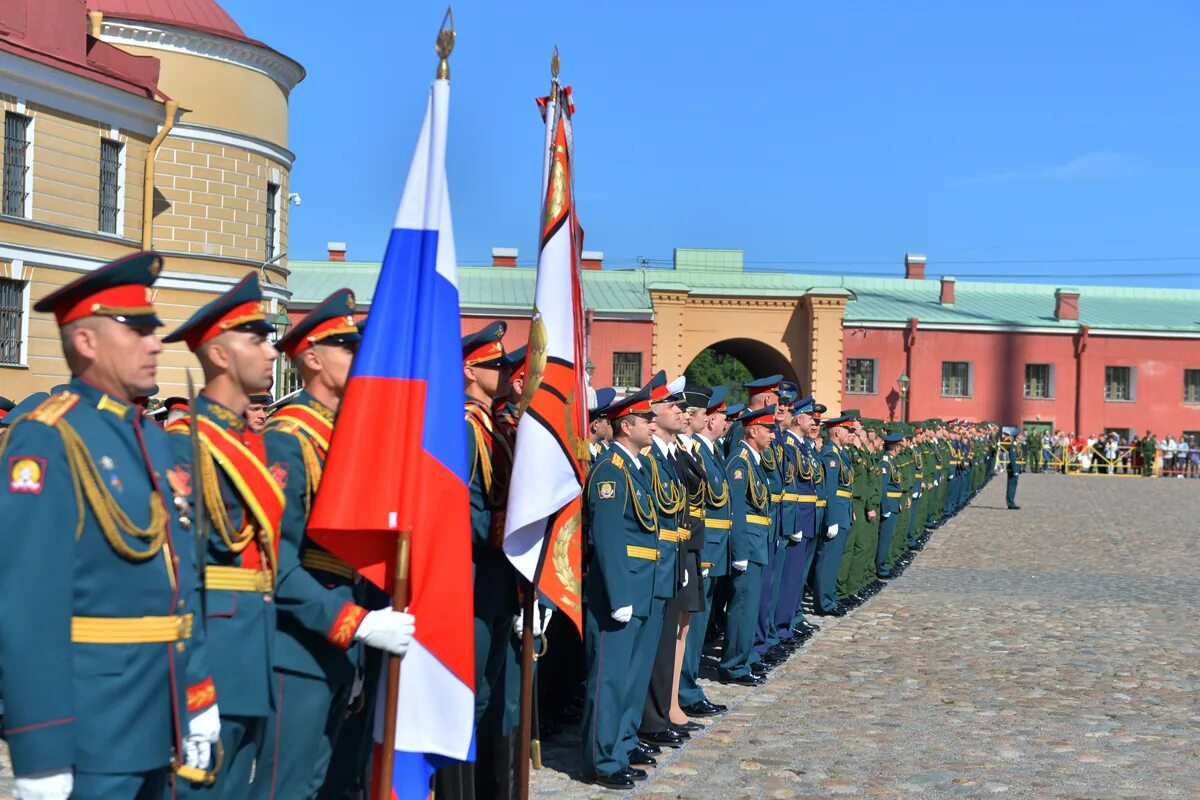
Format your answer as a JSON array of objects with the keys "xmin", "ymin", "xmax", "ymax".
[
  {"xmin": 635, "ymin": 373, "xmax": 687, "ymax": 751},
  {"xmin": 773, "ymin": 396, "xmax": 819, "ymax": 646},
  {"xmin": 580, "ymin": 384, "xmax": 658, "ymax": 790},
  {"xmin": 813, "ymin": 415, "xmax": 855, "ymax": 616},
  {"xmin": 717, "ymin": 405, "xmax": 777, "ymax": 686},
  {"xmin": 678, "ymin": 387, "xmax": 731, "ymax": 718},
  {"xmin": 244, "ymin": 394, "xmax": 271, "ymax": 434},
  {"xmin": 588, "ymin": 387, "xmax": 617, "ymax": 465},
  {"xmin": 163, "ymin": 274, "xmax": 288, "ymax": 799},
  {"xmin": 0, "ymin": 252, "xmax": 218, "ymax": 800},
  {"xmin": 877, "ymin": 432, "xmax": 906, "ymax": 580},
  {"xmin": 257, "ymin": 290, "xmax": 415, "ymax": 799},
  {"xmin": 459, "ymin": 321, "xmax": 519, "ymax": 799}
]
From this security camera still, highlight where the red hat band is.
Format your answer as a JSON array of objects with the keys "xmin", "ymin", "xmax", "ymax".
[
  {"xmin": 56, "ymin": 284, "xmax": 155, "ymax": 326},
  {"xmin": 186, "ymin": 300, "xmax": 267, "ymax": 349},
  {"xmin": 286, "ymin": 314, "xmax": 357, "ymax": 359},
  {"xmin": 464, "ymin": 340, "xmax": 504, "ymax": 366}
]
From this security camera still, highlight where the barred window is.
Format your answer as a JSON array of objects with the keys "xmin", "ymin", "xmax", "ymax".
[
  {"xmin": 1104, "ymin": 366, "xmax": 1134, "ymax": 402},
  {"xmin": 99, "ymin": 139, "xmax": 122, "ymax": 234},
  {"xmin": 1185, "ymin": 370, "xmax": 1200, "ymax": 404},
  {"xmin": 844, "ymin": 358, "xmax": 876, "ymax": 394},
  {"xmin": 612, "ymin": 351, "xmax": 642, "ymax": 389},
  {"xmin": 265, "ymin": 182, "xmax": 279, "ymax": 261},
  {"xmin": 3, "ymin": 113, "xmax": 30, "ymax": 218},
  {"xmin": 1024, "ymin": 363, "xmax": 1053, "ymax": 399},
  {"xmin": 0, "ymin": 278, "xmax": 24, "ymax": 365},
  {"xmin": 941, "ymin": 361, "xmax": 972, "ymax": 397}
]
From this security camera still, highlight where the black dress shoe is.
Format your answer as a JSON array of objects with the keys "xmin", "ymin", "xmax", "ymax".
[
  {"xmin": 620, "ymin": 766, "xmax": 648, "ymax": 781},
  {"xmin": 673, "ymin": 720, "xmax": 704, "ymax": 732},
  {"xmin": 721, "ymin": 673, "xmax": 764, "ymax": 686},
  {"xmin": 825, "ymin": 605, "xmax": 847, "ymax": 617},
  {"xmin": 636, "ymin": 741, "xmax": 662, "ymax": 755},
  {"xmin": 629, "ymin": 748, "xmax": 657, "ymax": 766},
  {"xmin": 750, "ymin": 661, "xmax": 770, "ymax": 675},
  {"xmin": 588, "ymin": 773, "xmax": 635, "ymax": 789},
  {"xmin": 1008, "ymin": 505, "xmax": 1020, "ymax": 510},
  {"xmin": 682, "ymin": 700, "xmax": 723, "ymax": 717},
  {"xmin": 804, "ymin": 620, "xmax": 821, "ymax": 632},
  {"xmin": 762, "ymin": 652, "xmax": 787, "ymax": 667},
  {"xmin": 640, "ymin": 728, "xmax": 687, "ymax": 748}
]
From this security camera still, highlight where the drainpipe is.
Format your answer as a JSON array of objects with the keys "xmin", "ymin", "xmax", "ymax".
[
  {"xmin": 1075, "ymin": 326, "xmax": 1094, "ymax": 438},
  {"xmin": 904, "ymin": 317, "xmax": 919, "ymax": 420},
  {"xmin": 143, "ymin": 99, "xmax": 179, "ymax": 249}
]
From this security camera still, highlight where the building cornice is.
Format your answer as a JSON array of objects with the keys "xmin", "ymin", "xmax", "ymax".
[
  {"xmin": 848, "ymin": 319, "xmax": 1200, "ymax": 339},
  {"xmin": 168, "ymin": 124, "xmax": 296, "ymax": 169},
  {"xmin": 0, "ymin": 48, "xmax": 163, "ymax": 136},
  {"xmin": 99, "ymin": 19, "xmax": 305, "ymax": 93}
]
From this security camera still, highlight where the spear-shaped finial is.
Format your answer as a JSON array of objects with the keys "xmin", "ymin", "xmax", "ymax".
[
  {"xmin": 550, "ymin": 45, "xmax": 560, "ymax": 100},
  {"xmin": 436, "ymin": 6, "xmax": 455, "ymax": 80}
]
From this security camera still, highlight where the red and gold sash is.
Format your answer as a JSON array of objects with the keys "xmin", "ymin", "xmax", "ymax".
[{"xmin": 268, "ymin": 404, "xmax": 334, "ymax": 459}]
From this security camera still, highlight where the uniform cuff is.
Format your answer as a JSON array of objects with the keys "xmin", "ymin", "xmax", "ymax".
[
  {"xmin": 329, "ymin": 602, "xmax": 367, "ymax": 649},
  {"xmin": 187, "ymin": 677, "xmax": 217, "ymax": 712}
]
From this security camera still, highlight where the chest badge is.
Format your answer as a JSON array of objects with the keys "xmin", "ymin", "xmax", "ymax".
[
  {"xmin": 8, "ymin": 455, "xmax": 46, "ymax": 495},
  {"xmin": 99, "ymin": 456, "xmax": 115, "ymax": 471}
]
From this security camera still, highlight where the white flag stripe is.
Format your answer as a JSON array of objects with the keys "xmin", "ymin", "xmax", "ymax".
[{"xmin": 376, "ymin": 640, "xmax": 474, "ymax": 759}]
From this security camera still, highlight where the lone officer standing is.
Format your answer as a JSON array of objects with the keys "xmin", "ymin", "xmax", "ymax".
[
  {"xmin": 1004, "ymin": 431, "xmax": 1022, "ymax": 510},
  {"xmin": 0, "ymin": 252, "xmax": 218, "ymax": 800}
]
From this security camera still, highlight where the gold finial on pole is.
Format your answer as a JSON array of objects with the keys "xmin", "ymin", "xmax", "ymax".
[
  {"xmin": 436, "ymin": 6, "xmax": 455, "ymax": 80},
  {"xmin": 550, "ymin": 45, "xmax": 560, "ymax": 100}
]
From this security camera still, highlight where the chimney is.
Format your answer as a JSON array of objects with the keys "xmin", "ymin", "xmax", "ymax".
[
  {"xmin": 327, "ymin": 242, "xmax": 347, "ymax": 262},
  {"xmin": 581, "ymin": 250, "xmax": 604, "ymax": 271},
  {"xmin": 904, "ymin": 253, "xmax": 926, "ymax": 280},
  {"xmin": 940, "ymin": 276, "xmax": 956, "ymax": 305},
  {"xmin": 491, "ymin": 247, "xmax": 518, "ymax": 268},
  {"xmin": 1055, "ymin": 288, "xmax": 1080, "ymax": 321}
]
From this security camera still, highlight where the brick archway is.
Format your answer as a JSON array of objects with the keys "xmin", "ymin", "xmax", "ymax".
[{"xmin": 689, "ymin": 337, "xmax": 800, "ymax": 387}]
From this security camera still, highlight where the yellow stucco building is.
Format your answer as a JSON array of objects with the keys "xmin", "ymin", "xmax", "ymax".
[{"xmin": 0, "ymin": 0, "xmax": 301, "ymax": 400}]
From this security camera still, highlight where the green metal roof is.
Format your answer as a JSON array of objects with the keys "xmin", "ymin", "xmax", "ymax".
[{"xmin": 286, "ymin": 258, "xmax": 1200, "ymax": 333}]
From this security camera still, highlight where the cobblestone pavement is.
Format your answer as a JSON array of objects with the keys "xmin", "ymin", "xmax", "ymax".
[
  {"xmin": 529, "ymin": 473, "xmax": 1200, "ymax": 799},
  {"xmin": 3, "ymin": 473, "xmax": 1198, "ymax": 799}
]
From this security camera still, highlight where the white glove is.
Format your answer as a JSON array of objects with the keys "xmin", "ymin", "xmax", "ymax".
[
  {"xmin": 611, "ymin": 605, "xmax": 633, "ymax": 624},
  {"xmin": 183, "ymin": 704, "xmax": 221, "ymax": 771},
  {"xmin": 732, "ymin": 560, "xmax": 748, "ymax": 572},
  {"xmin": 681, "ymin": 569, "xmax": 689, "ymax": 589},
  {"xmin": 912, "ymin": 492, "xmax": 919, "ymax": 499},
  {"xmin": 353, "ymin": 608, "xmax": 416, "ymax": 656},
  {"xmin": 883, "ymin": 512, "xmax": 892, "ymax": 518},
  {"xmin": 14, "ymin": 770, "xmax": 73, "ymax": 800},
  {"xmin": 788, "ymin": 532, "xmax": 804, "ymax": 543},
  {"xmin": 702, "ymin": 568, "xmax": 710, "ymax": 578},
  {"xmin": 826, "ymin": 524, "xmax": 839, "ymax": 539}
]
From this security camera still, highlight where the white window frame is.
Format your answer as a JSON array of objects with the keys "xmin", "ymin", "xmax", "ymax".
[
  {"xmin": 1024, "ymin": 363, "xmax": 1055, "ymax": 400},
  {"xmin": 0, "ymin": 259, "xmax": 30, "ymax": 368},
  {"xmin": 1184, "ymin": 369, "xmax": 1200, "ymax": 405},
  {"xmin": 844, "ymin": 357, "xmax": 878, "ymax": 395},
  {"xmin": 265, "ymin": 180, "xmax": 281, "ymax": 262},
  {"xmin": 98, "ymin": 126, "xmax": 126, "ymax": 238},
  {"xmin": 941, "ymin": 360, "xmax": 973, "ymax": 398},
  {"xmin": 1104, "ymin": 365, "xmax": 1136, "ymax": 403},
  {"xmin": 5, "ymin": 101, "xmax": 34, "ymax": 219}
]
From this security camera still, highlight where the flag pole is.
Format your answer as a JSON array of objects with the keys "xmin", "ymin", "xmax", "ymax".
[{"xmin": 374, "ymin": 14, "xmax": 455, "ymax": 800}]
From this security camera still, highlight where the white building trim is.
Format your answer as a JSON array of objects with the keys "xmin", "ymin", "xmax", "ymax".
[
  {"xmin": 168, "ymin": 124, "xmax": 295, "ymax": 169},
  {"xmin": 848, "ymin": 319, "xmax": 1200, "ymax": 339},
  {"xmin": 0, "ymin": 50, "xmax": 163, "ymax": 137},
  {"xmin": 98, "ymin": 19, "xmax": 305, "ymax": 92},
  {"xmin": 0, "ymin": 241, "xmax": 291, "ymax": 303}
]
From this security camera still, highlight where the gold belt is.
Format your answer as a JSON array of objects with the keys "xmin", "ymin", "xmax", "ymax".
[
  {"xmin": 886, "ymin": 491, "xmax": 904, "ymax": 498},
  {"xmin": 704, "ymin": 518, "xmax": 732, "ymax": 530},
  {"xmin": 303, "ymin": 550, "xmax": 358, "ymax": 581},
  {"xmin": 627, "ymin": 545, "xmax": 658, "ymax": 561},
  {"xmin": 770, "ymin": 492, "xmax": 783, "ymax": 503},
  {"xmin": 688, "ymin": 505, "xmax": 703, "ymax": 519},
  {"xmin": 746, "ymin": 514, "xmax": 772, "ymax": 526},
  {"xmin": 836, "ymin": 490, "xmax": 853, "ymax": 499},
  {"xmin": 658, "ymin": 529, "xmax": 681, "ymax": 543},
  {"xmin": 72, "ymin": 613, "xmax": 193, "ymax": 644},
  {"xmin": 785, "ymin": 493, "xmax": 818, "ymax": 503},
  {"xmin": 700, "ymin": 561, "xmax": 715, "ymax": 569},
  {"xmin": 914, "ymin": 472, "xmax": 924, "ymax": 477},
  {"xmin": 206, "ymin": 566, "xmax": 272, "ymax": 593},
  {"xmin": 816, "ymin": 500, "xmax": 827, "ymax": 507}
]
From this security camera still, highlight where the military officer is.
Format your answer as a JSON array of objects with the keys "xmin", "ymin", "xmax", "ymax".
[
  {"xmin": 812, "ymin": 416, "xmax": 854, "ymax": 616},
  {"xmin": 0, "ymin": 252, "xmax": 218, "ymax": 800},
  {"xmin": 678, "ymin": 387, "xmax": 731, "ymax": 718},
  {"xmin": 773, "ymin": 396, "xmax": 819, "ymax": 644},
  {"xmin": 257, "ymin": 290, "xmax": 415, "ymax": 799},
  {"xmin": 717, "ymin": 405, "xmax": 776, "ymax": 686},
  {"xmin": 580, "ymin": 384, "xmax": 658, "ymax": 790},
  {"xmin": 877, "ymin": 432, "xmax": 906, "ymax": 579},
  {"xmin": 1004, "ymin": 431, "xmax": 1023, "ymax": 509},
  {"xmin": 244, "ymin": 393, "xmax": 271, "ymax": 433},
  {"xmin": 588, "ymin": 387, "xmax": 617, "ymax": 464}
]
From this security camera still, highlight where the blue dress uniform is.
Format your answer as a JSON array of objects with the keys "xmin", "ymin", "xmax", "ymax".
[
  {"xmin": 813, "ymin": 417, "xmax": 855, "ymax": 615},
  {"xmin": 754, "ymin": 426, "xmax": 787, "ymax": 660},
  {"xmin": 876, "ymin": 434, "xmax": 905, "ymax": 578},
  {"xmin": 255, "ymin": 291, "xmax": 372, "ymax": 799},
  {"xmin": 0, "ymin": 253, "xmax": 216, "ymax": 799},
  {"xmin": 718, "ymin": 406, "xmax": 776, "ymax": 683},
  {"xmin": 774, "ymin": 416, "xmax": 817, "ymax": 643},
  {"xmin": 679, "ymin": 388, "xmax": 732, "ymax": 714},
  {"xmin": 579, "ymin": 387, "xmax": 659, "ymax": 788},
  {"xmin": 163, "ymin": 275, "xmax": 284, "ymax": 799}
]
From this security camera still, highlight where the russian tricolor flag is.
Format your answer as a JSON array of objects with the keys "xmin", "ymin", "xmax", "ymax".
[{"xmin": 308, "ymin": 77, "xmax": 474, "ymax": 799}]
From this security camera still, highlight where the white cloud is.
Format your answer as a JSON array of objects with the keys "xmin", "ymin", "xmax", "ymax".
[{"xmin": 968, "ymin": 152, "xmax": 1134, "ymax": 184}]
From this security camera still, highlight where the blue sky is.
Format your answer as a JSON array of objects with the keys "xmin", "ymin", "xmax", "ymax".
[{"xmin": 224, "ymin": 2, "xmax": 1200, "ymax": 288}]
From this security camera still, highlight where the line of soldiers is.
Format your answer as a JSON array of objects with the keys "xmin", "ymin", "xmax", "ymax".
[{"xmin": 0, "ymin": 252, "xmax": 415, "ymax": 800}]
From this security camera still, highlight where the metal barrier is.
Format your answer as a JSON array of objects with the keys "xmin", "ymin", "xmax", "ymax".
[{"xmin": 996, "ymin": 442, "xmax": 1200, "ymax": 478}]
